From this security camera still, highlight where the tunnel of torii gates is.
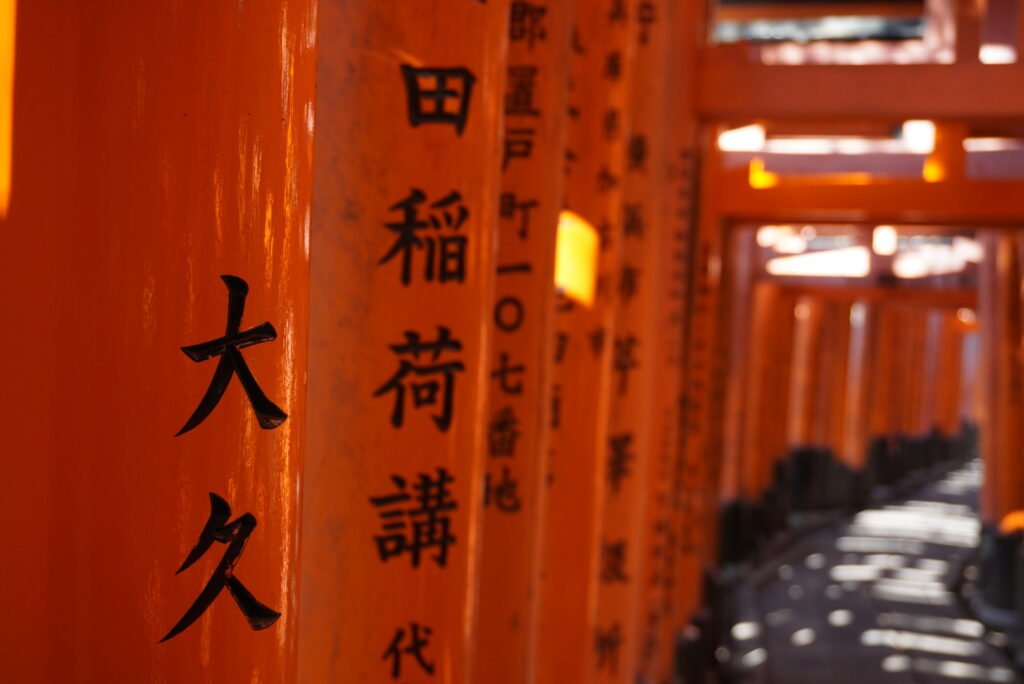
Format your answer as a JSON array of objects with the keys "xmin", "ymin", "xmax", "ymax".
[{"xmin": 6, "ymin": 0, "xmax": 1024, "ymax": 682}]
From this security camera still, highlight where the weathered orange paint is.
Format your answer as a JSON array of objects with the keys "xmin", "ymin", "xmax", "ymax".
[
  {"xmin": 535, "ymin": 1, "xmax": 635, "ymax": 681},
  {"xmin": 299, "ymin": 2, "xmax": 509, "ymax": 682},
  {"xmin": 0, "ymin": 3, "xmax": 317, "ymax": 681},
  {"xmin": 473, "ymin": 2, "xmax": 572, "ymax": 682}
]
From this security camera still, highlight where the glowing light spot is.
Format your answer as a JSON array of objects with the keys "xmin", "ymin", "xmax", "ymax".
[
  {"xmin": 731, "ymin": 622, "xmax": 761, "ymax": 641},
  {"xmin": 903, "ymin": 120, "xmax": 936, "ymax": 154},
  {"xmin": 766, "ymin": 247, "xmax": 871, "ymax": 278},
  {"xmin": 748, "ymin": 157, "xmax": 778, "ymax": 189},
  {"xmin": 0, "ymin": 0, "xmax": 15, "ymax": 218},
  {"xmin": 828, "ymin": 610, "xmax": 853, "ymax": 627},
  {"xmin": 791, "ymin": 628, "xmax": 816, "ymax": 646},
  {"xmin": 554, "ymin": 210, "xmax": 598, "ymax": 307},
  {"xmin": 718, "ymin": 123, "xmax": 765, "ymax": 152},
  {"xmin": 872, "ymin": 225, "xmax": 897, "ymax": 256}
]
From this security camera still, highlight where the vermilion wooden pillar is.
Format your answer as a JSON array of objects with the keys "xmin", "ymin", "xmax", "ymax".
[
  {"xmin": 535, "ymin": 1, "xmax": 635, "ymax": 682},
  {"xmin": 813, "ymin": 301, "xmax": 851, "ymax": 461},
  {"xmin": 891, "ymin": 307, "xmax": 916, "ymax": 440},
  {"xmin": 299, "ymin": 2, "xmax": 510, "ymax": 682},
  {"xmin": 919, "ymin": 309, "xmax": 945, "ymax": 435},
  {"xmin": 684, "ymin": 128, "xmax": 730, "ymax": 584},
  {"xmin": 936, "ymin": 311, "xmax": 965, "ymax": 437},
  {"xmin": 718, "ymin": 230, "xmax": 757, "ymax": 508},
  {"xmin": 592, "ymin": 0, "xmax": 674, "ymax": 679},
  {"xmin": 0, "ymin": 3, "xmax": 317, "ymax": 681},
  {"xmin": 788, "ymin": 297, "xmax": 826, "ymax": 449},
  {"xmin": 663, "ymin": 0, "xmax": 706, "ymax": 657},
  {"xmin": 869, "ymin": 305, "xmax": 898, "ymax": 443},
  {"xmin": 978, "ymin": 232, "xmax": 1024, "ymax": 526},
  {"xmin": 906, "ymin": 308, "xmax": 929, "ymax": 438},
  {"xmin": 742, "ymin": 283, "xmax": 797, "ymax": 499},
  {"xmin": 975, "ymin": 232, "xmax": 1024, "ymax": 610},
  {"xmin": 843, "ymin": 301, "xmax": 878, "ymax": 470},
  {"xmin": 473, "ymin": 3, "xmax": 572, "ymax": 683}
]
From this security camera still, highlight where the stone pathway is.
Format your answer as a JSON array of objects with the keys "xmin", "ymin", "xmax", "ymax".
[{"xmin": 720, "ymin": 461, "xmax": 1021, "ymax": 684}]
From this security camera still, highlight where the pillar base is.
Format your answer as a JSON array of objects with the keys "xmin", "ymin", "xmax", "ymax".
[{"xmin": 978, "ymin": 524, "xmax": 1023, "ymax": 611}]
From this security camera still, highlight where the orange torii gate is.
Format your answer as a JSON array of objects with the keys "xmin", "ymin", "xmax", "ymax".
[
  {"xmin": 0, "ymin": 2, "xmax": 318, "ymax": 680},
  {"xmin": 299, "ymin": 2, "xmax": 510, "ymax": 682}
]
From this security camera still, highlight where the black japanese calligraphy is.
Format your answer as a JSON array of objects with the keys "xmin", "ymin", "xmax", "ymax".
[
  {"xmin": 607, "ymin": 432, "xmax": 634, "ymax": 493},
  {"xmin": 613, "ymin": 335, "xmax": 639, "ymax": 395},
  {"xmin": 374, "ymin": 327, "xmax": 465, "ymax": 431},
  {"xmin": 177, "ymin": 275, "xmax": 287, "ymax": 436},
  {"xmin": 628, "ymin": 134, "xmax": 648, "ymax": 171},
  {"xmin": 161, "ymin": 493, "xmax": 280, "ymax": 642},
  {"xmin": 379, "ymin": 189, "xmax": 468, "ymax": 286},
  {"xmin": 491, "ymin": 352, "xmax": 525, "ymax": 394},
  {"xmin": 506, "ymin": 66, "xmax": 540, "ymax": 117},
  {"xmin": 623, "ymin": 202, "xmax": 644, "ymax": 237},
  {"xmin": 604, "ymin": 52, "xmax": 622, "ymax": 81},
  {"xmin": 509, "ymin": 1, "xmax": 547, "ymax": 47},
  {"xmin": 595, "ymin": 623, "xmax": 623, "ymax": 674},
  {"xmin": 504, "ymin": 128, "xmax": 536, "ymax": 169},
  {"xmin": 638, "ymin": 1, "xmax": 657, "ymax": 44},
  {"xmin": 600, "ymin": 539, "xmax": 630, "ymax": 583},
  {"xmin": 494, "ymin": 295, "xmax": 526, "ymax": 333},
  {"xmin": 484, "ymin": 466, "xmax": 523, "ymax": 513},
  {"xmin": 401, "ymin": 65, "xmax": 476, "ymax": 135},
  {"xmin": 383, "ymin": 623, "xmax": 435, "ymax": 679},
  {"xmin": 608, "ymin": 0, "xmax": 627, "ymax": 22},
  {"xmin": 603, "ymin": 109, "xmax": 620, "ymax": 142},
  {"xmin": 489, "ymin": 406, "xmax": 521, "ymax": 457},
  {"xmin": 369, "ymin": 468, "xmax": 458, "ymax": 569},
  {"xmin": 499, "ymin": 192, "xmax": 538, "ymax": 240}
]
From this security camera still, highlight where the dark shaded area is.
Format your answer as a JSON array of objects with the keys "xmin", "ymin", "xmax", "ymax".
[{"xmin": 710, "ymin": 460, "xmax": 1021, "ymax": 683}]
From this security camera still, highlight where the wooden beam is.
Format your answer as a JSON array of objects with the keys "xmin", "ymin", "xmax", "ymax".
[
  {"xmin": 715, "ymin": 2, "xmax": 924, "ymax": 21},
  {"xmin": 718, "ymin": 168, "xmax": 1024, "ymax": 224},
  {"xmin": 698, "ymin": 59, "xmax": 1024, "ymax": 120},
  {"xmin": 781, "ymin": 284, "xmax": 976, "ymax": 307}
]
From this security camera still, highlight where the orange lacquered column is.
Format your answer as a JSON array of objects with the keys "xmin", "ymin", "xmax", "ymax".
[
  {"xmin": 906, "ymin": 308, "xmax": 929, "ymax": 438},
  {"xmin": 833, "ymin": 302, "xmax": 854, "ymax": 457},
  {"xmin": 869, "ymin": 306, "xmax": 899, "ymax": 442},
  {"xmin": 788, "ymin": 297, "xmax": 826, "ymax": 449},
  {"xmin": 937, "ymin": 311, "xmax": 965, "ymax": 438},
  {"xmin": 843, "ymin": 301, "xmax": 878, "ymax": 470},
  {"xmin": 919, "ymin": 309, "xmax": 945, "ymax": 436},
  {"xmin": 472, "ymin": 2, "xmax": 572, "ymax": 683},
  {"xmin": 978, "ymin": 232, "xmax": 1024, "ymax": 526},
  {"xmin": 299, "ymin": 2, "xmax": 509, "ymax": 682},
  {"xmin": 816, "ymin": 301, "xmax": 851, "ymax": 460},
  {"xmin": 661, "ymin": 0, "xmax": 705, "ymax": 650},
  {"xmin": 682, "ymin": 129, "xmax": 728, "ymax": 582},
  {"xmin": 592, "ymin": 0, "xmax": 674, "ymax": 679},
  {"xmin": 742, "ymin": 283, "xmax": 796, "ymax": 498},
  {"xmin": 0, "ymin": 3, "xmax": 317, "ymax": 681},
  {"xmin": 717, "ymin": 232, "xmax": 756, "ymax": 509},
  {"xmin": 535, "ymin": 1, "xmax": 635, "ymax": 682}
]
